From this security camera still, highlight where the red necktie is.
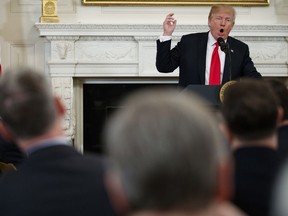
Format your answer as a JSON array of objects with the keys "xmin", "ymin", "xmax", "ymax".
[{"xmin": 209, "ymin": 42, "xmax": 220, "ymax": 85}]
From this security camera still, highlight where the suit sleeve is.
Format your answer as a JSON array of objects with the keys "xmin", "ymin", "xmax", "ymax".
[
  {"xmin": 241, "ymin": 44, "xmax": 262, "ymax": 78},
  {"xmin": 156, "ymin": 39, "xmax": 181, "ymax": 73}
]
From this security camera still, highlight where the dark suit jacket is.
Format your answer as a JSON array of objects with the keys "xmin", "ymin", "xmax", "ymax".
[
  {"xmin": 0, "ymin": 136, "xmax": 25, "ymax": 165},
  {"xmin": 156, "ymin": 32, "xmax": 262, "ymax": 88},
  {"xmin": 0, "ymin": 145, "xmax": 119, "ymax": 216},
  {"xmin": 232, "ymin": 147, "xmax": 279, "ymax": 216},
  {"xmin": 277, "ymin": 125, "xmax": 288, "ymax": 165}
]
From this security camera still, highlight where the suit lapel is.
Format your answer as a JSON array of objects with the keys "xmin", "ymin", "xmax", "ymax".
[
  {"xmin": 198, "ymin": 33, "xmax": 208, "ymax": 84},
  {"xmin": 222, "ymin": 37, "xmax": 232, "ymax": 84}
]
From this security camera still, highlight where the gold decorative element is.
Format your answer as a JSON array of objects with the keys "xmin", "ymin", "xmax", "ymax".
[
  {"xmin": 40, "ymin": 0, "xmax": 59, "ymax": 23},
  {"xmin": 219, "ymin": 80, "xmax": 237, "ymax": 103},
  {"xmin": 82, "ymin": 0, "xmax": 269, "ymax": 6},
  {"xmin": 0, "ymin": 162, "xmax": 17, "ymax": 171}
]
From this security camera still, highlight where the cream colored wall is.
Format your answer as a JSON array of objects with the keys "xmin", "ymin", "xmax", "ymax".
[
  {"xmin": 74, "ymin": 2, "xmax": 288, "ymax": 25},
  {"xmin": 0, "ymin": 0, "xmax": 287, "ymax": 72}
]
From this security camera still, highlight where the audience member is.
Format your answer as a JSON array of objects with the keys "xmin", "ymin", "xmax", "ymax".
[
  {"xmin": 0, "ymin": 67, "xmax": 119, "ymax": 216},
  {"xmin": 221, "ymin": 79, "xmax": 280, "ymax": 216},
  {"xmin": 266, "ymin": 79, "xmax": 288, "ymax": 164},
  {"xmin": 0, "ymin": 119, "xmax": 26, "ymax": 174},
  {"xmin": 103, "ymin": 88, "xmax": 246, "ymax": 216},
  {"xmin": 156, "ymin": 4, "xmax": 262, "ymax": 88},
  {"xmin": 271, "ymin": 155, "xmax": 288, "ymax": 216}
]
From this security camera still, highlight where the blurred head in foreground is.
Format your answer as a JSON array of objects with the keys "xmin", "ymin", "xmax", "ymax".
[
  {"xmin": 0, "ymin": 67, "xmax": 65, "ymax": 151},
  {"xmin": 104, "ymin": 88, "xmax": 234, "ymax": 215},
  {"xmin": 221, "ymin": 79, "xmax": 279, "ymax": 149}
]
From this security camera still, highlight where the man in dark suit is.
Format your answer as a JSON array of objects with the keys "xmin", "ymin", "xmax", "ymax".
[
  {"xmin": 0, "ymin": 68, "xmax": 119, "ymax": 216},
  {"xmin": 266, "ymin": 79, "xmax": 288, "ymax": 165},
  {"xmin": 221, "ymin": 79, "xmax": 280, "ymax": 216},
  {"xmin": 156, "ymin": 4, "xmax": 262, "ymax": 88}
]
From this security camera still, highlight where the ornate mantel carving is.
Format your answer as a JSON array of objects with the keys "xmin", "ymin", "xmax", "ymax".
[
  {"xmin": 35, "ymin": 23, "xmax": 288, "ymax": 75},
  {"xmin": 35, "ymin": 23, "xmax": 288, "ymax": 152}
]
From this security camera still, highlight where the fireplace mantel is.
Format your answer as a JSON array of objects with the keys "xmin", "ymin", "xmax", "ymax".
[
  {"xmin": 35, "ymin": 23, "xmax": 288, "ymax": 152},
  {"xmin": 36, "ymin": 23, "xmax": 288, "ymax": 36},
  {"xmin": 35, "ymin": 23, "xmax": 288, "ymax": 77}
]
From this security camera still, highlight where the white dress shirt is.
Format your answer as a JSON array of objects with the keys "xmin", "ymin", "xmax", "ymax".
[{"xmin": 205, "ymin": 32, "xmax": 226, "ymax": 85}]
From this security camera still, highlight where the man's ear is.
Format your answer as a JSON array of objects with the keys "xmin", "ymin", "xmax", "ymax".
[
  {"xmin": 208, "ymin": 18, "xmax": 212, "ymax": 28},
  {"xmin": 54, "ymin": 96, "xmax": 66, "ymax": 116},
  {"xmin": 219, "ymin": 122, "xmax": 234, "ymax": 144},
  {"xmin": 105, "ymin": 170, "xmax": 130, "ymax": 215},
  {"xmin": 0, "ymin": 120, "xmax": 15, "ymax": 142},
  {"xmin": 277, "ymin": 106, "xmax": 284, "ymax": 126},
  {"xmin": 216, "ymin": 156, "xmax": 234, "ymax": 202}
]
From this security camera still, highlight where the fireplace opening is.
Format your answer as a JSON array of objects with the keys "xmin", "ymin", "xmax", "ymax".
[{"xmin": 83, "ymin": 80, "xmax": 178, "ymax": 154}]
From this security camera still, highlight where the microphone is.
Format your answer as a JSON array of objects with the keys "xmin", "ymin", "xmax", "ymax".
[
  {"xmin": 217, "ymin": 37, "xmax": 232, "ymax": 81},
  {"xmin": 217, "ymin": 37, "xmax": 228, "ymax": 53}
]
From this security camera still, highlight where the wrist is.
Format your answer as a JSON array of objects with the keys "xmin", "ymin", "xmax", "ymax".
[{"xmin": 163, "ymin": 32, "xmax": 172, "ymax": 36}]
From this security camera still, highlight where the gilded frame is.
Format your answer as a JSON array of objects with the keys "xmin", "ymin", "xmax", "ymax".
[{"xmin": 82, "ymin": 0, "xmax": 269, "ymax": 6}]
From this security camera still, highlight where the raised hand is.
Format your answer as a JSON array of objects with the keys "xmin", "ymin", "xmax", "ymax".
[{"xmin": 163, "ymin": 13, "xmax": 177, "ymax": 36}]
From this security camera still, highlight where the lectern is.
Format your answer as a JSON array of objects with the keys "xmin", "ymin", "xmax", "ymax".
[{"xmin": 183, "ymin": 85, "xmax": 221, "ymax": 109}]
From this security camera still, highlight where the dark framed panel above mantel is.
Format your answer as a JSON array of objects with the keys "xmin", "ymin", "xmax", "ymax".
[{"xmin": 82, "ymin": 0, "xmax": 269, "ymax": 6}]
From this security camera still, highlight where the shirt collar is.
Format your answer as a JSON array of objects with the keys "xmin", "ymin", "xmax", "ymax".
[
  {"xmin": 208, "ymin": 31, "xmax": 227, "ymax": 47},
  {"xmin": 26, "ymin": 136, "xmax": 71, "ymax": 156},
  {"xmin": 208, "ymin": 31, "xmax": 217, "ymax": 47}
]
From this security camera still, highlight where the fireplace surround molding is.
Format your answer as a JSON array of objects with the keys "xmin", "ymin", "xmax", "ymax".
[{"xmin": 35, "ymin": 23, "xmax": 288, "ymax": 152}]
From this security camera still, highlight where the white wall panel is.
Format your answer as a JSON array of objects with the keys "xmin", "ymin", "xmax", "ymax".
[
  {"xmin": 10, "ymin": 0, "xmax": 75, "ymax": 13},
  {"xmin": 10, "ymin": 43, "xmax": 35, "ymax": 68}
]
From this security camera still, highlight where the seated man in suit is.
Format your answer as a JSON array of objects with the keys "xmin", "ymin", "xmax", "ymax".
[
  {"xmin": 103, "ymin": 88, "xmax": 246, "ymax": 216},
  {"xmin": 0, "ymin": 67, "xmax": 119, "ymax": 216},
  {"xmin": 221, "ymin": 79, "xmax": 281, "ymax": 216},
  {"xmin": 156, "ymin": 4, "xmax": 262, "ymax": 88},
  {"xmin": 266, "ymin": 79, "xmax": 288, "ymax": 165},
  {"xmin": 271, "ymin": 150, "xmax": 288, "ymax": 216}
]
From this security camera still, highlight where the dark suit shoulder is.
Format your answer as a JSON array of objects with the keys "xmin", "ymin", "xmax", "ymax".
[
  {"xmin": 227, "ymin": 36, "xmax": 248, "ymax": 49},
  {"xmin": 181, "ymin": 32, "xmax": 208, "ymax": 41},
  {"xmin": 0, "ymin": 137, "xmax": 25, "ymax": 165}
]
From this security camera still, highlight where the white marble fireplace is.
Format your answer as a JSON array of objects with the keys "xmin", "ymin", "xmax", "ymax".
[{"xmin": 35, "ymin": 23, "xmax": 288, "ymax": 152}]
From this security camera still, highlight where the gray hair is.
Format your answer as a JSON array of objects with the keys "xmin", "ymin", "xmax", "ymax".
[
  {"xmin": 0, "ymin": 67, "xmax": 56, "ymax": 139},
  {"xmin": 104, "ymin": 88, "xmax": 228, "ymax": 212}
]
